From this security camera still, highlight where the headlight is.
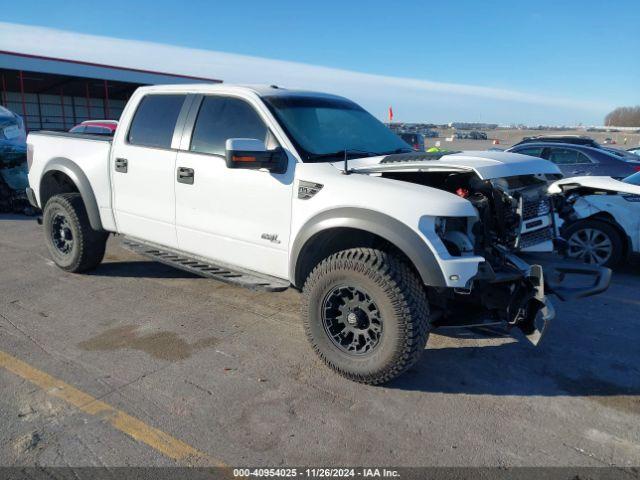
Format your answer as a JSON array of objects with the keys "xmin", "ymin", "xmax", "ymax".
[{"xmin": 435, "ymin": 217, "xmax": 474, "ymax": 256}]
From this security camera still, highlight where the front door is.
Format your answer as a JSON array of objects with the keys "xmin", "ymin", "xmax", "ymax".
[
  {"xmin": 174, "ymin": 95, "xmax": 294, "ymax": 279},
  {"xmin": 111, "ymin": 94, "xmax": 188, "ymax": 248}
]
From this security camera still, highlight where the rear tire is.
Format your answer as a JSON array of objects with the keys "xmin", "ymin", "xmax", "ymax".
[
  {"xmin": 302, "ymin": 248, "xmax": 430, "ymax": 385},
  {"xmin": 564, "ymin": 219, "xmax": 624, "ymax": 268},
  {"xmin": 43, "ymin": 193, "xmax": 108, "ymax": 272}
]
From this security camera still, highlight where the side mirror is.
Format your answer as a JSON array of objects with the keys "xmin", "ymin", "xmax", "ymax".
[{"xmin": 225, "ymin": 138, "xmax": 286, "ymax": 174}]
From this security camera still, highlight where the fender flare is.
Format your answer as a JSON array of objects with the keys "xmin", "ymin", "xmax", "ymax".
[
  {"xmin": 41, "ymin": 157, "xmax": 103, "ymax": 231},
  {"xmin": 289, "ymin": 208, "xmax": 446, "ymax": 288}
]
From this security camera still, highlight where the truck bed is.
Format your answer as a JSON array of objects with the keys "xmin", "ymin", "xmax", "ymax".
[{"xmin": 27, "ymin": 130, "xmax": 116, "ymax": 231}]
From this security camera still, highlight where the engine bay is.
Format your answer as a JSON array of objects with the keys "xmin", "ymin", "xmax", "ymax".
[{"xmin": 381, "ymin": 170, "xmax": 556, "ymax": 258}]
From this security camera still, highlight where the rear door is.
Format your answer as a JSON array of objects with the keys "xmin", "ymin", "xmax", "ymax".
[
  {"xmin": 544, "ymin": 147, "xmax": 597, "ymax": 177},
  {"xmin": 111, "ymin": 94, "xmax": 190, "ymax": 247}
]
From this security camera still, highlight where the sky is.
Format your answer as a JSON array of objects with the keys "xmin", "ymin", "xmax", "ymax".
[{"xmin": 1, "ymin": 0, "xmax": 639, "ymax": 125}]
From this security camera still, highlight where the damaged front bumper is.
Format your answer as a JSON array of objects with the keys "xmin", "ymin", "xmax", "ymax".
[
  {"xmin": 448, "ymin": 250, "xmax": 612, "ymax": 346},
  {"xmin": 501, "ymin": 252, "xmax": 611, "ymax": 345}
]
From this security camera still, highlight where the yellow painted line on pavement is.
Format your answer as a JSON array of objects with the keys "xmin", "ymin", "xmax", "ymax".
[{"xmin": 0, "ymin": 349, "xmax": 225, "ymax": 467}]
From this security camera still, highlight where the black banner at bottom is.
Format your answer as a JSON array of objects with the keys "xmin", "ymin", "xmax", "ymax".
[{"xmin": 0, "ymin": 467, "xmax": 638, "ymax": 480}]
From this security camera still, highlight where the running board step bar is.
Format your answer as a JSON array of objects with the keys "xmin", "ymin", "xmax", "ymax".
[{"xmin": 120, "ymin": 237, "xmax": 290, "ymax": 292}]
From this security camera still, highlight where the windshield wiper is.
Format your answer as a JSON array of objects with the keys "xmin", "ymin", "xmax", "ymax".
[{"xmin": 307, "ymin": 148, "xmax": 377, "ymax": 162}]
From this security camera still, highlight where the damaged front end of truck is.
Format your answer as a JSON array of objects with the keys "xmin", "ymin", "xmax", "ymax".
[{"xmin": 351, "ymin": 151, "xmax": 612, "ymax": 344}]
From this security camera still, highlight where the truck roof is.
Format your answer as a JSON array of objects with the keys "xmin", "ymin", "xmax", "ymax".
[{"xmin": 134, "ymin": 83, "xmax": 347, "ymax": 101}]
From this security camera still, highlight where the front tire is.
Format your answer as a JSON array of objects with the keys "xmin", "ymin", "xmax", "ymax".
[
  {"xmin": 43, "ymin": 193, "xmax": 108, "ymax": 272},
  {"xmin": 302, "ymin": 248, "xmax": 430, "ymax": 385},
  {"xmin": 564, "ymin": 219, "xmax": 623, "ymax": 267}
]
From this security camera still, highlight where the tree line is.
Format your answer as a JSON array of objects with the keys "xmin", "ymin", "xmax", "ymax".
[{"xmin": 605, "ymin": 106, "xmax": 640, "ymax": 127}]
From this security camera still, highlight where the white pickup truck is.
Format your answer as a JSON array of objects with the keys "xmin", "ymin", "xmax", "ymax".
[{"xmin": 26, "ymin": 84, "xmax": 610, "ymax": 384}]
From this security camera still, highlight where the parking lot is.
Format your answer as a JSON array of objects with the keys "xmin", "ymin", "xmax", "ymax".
[{"xmin": 1, "ymin": 213, "xmax": 639, "ymax": 468}]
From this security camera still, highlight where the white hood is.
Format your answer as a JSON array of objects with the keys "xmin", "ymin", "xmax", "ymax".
[
  {"xmin": 549, "ymin": 176, "xmax": 640, "ymax": 195},
  {"xmin": 331, "ymin": 150, "xmax": 561, "ymax": 180}
]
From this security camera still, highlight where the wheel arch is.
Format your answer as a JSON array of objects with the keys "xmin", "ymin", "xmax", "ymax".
[
  {"xmin": 290, "ymin": 208, "xmax": 446, "ymax": 289},
  {"xmin": 40, "ymin": 157, "xmax": 103, "ymax": 231}
]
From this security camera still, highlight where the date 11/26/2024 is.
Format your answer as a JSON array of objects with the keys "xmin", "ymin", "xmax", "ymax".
[{"xmin": 233, "ymin": 468, "xmax": 400, "ymax": 478}]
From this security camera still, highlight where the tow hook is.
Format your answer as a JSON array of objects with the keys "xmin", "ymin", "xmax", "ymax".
[{"xmin": 508, "ymin": 264, "xmax": 555, "ymax": 346}]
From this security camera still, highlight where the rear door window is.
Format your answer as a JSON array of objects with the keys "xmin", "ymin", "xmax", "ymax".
[
  {"xmin": 190, "ymin": 96, "xmax": 269, "ymax": 156},
  {"xmin": 547, "ymin": 148, "xmax": 593, "ymax": 165},
  {"xmin": 127, "ymin": 94, "xmax": 186, "ymax": 149}
]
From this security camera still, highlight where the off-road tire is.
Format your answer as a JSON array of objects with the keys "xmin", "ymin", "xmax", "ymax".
[
  {"xmin": 43, "ymin": 193, "xmax": 108, "ymax": 272},
  {"xmin": 564, "ymin": 219, "xmax": 624, "ymax": 268},
  {"xmin": 302, "ymin": 248, "xmax": 430, "ymax": 385}
]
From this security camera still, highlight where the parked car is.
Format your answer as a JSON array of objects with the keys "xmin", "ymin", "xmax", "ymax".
[
  {"xmin": 423, "ymin": 129, "xmax": 439, "ymax": 138},
  {"xmin": 514, "ymin": 135, "xmax": 638, "ymax": 161},
  {"xmin": 0, "ymin": 106, "xmax": 33, "ymax": 214},
  {"xmin": 550, "ymin": 173, "xmax": 640, "ymax": 267},
  {"xmin": 26, "ymin": 84, "xmax": 610, "ymax": 384},
  {"xmin": 507, "ymin": 142, "xmax": 640, "ymax": 178},
  {"xmin": 603, "ymin": 137, "xmax": 616, "ymax": 145},
  {"xmin": 1, "ymin": 106, "xmax": 26, "ymax": 142},
  {"xmin": 69, "ymin": 120, "xmax": 118, "ymax": 136},
  {"xmin": 468, "ymin": 130, "xmax": 487, "ymax": 140},
  {"xmin": 398, "ymin": 132, "xmax": 425, "ymax": 151}
]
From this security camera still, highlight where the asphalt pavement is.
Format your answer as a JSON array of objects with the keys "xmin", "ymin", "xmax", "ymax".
[{"xmin": 1, "ymin": 214, "xmax": 639, "ymax": 469}]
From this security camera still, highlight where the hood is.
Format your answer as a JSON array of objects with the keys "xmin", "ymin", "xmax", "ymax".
[
  {"xmin": 330, "ymin": 150, "xmax": 561, "ymax": 180},
  {"xmin": 548, "ymin": 176, "xmax": 640, "ymax": 195}
]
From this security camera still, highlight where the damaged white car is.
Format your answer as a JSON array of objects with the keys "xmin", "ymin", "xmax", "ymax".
[{"xmin": 550, "ymin": 172, "xmax": 640, "ymax": 267}]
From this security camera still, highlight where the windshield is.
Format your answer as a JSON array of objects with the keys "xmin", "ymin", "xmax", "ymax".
[
  {"xmin": 262, "ymin": 95, "xmax": 412, "ymax": 162},
  {"xmin": 624, "ymin": 172, "xmax": 640, "ymax": 185}
]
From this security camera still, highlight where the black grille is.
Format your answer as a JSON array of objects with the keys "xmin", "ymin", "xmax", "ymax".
[
  {"xmin": 522, "ymin": 198, "xmax": 551, "ymax": 220},
  {"xmin": 519, "ymin": 227, "xmax": 554, "ymax": 248}
]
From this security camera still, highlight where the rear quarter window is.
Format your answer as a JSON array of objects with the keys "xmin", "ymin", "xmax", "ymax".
[{"xmin": 127, "ymin": 94, "xmax": 186, "ymax": 149}]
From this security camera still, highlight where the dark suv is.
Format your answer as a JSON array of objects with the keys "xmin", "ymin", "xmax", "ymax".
[
  {"xmin": 514, "ymin": 135, "xmax": 639, "ymax": 162},
  {"xmin": 513, "ymin": 135, "xmax": 599, "ymax": 148},
  {"xmin": 507, "ymin": 142, "xmax": 640, "ymax": 178}
]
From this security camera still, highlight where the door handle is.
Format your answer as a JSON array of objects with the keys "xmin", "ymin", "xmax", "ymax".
[
  {"xmin": 115, "ymin": 158, "xmax": 128, "ymax": 173},
  {"xmin": 177, "ymin": 167, "xmax": 194, "ymax": 185}
]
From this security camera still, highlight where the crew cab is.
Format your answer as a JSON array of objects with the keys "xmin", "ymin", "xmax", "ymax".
[{"xmin": 25, "ymin": 84, "xmax": 610, "ymax": 384}]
